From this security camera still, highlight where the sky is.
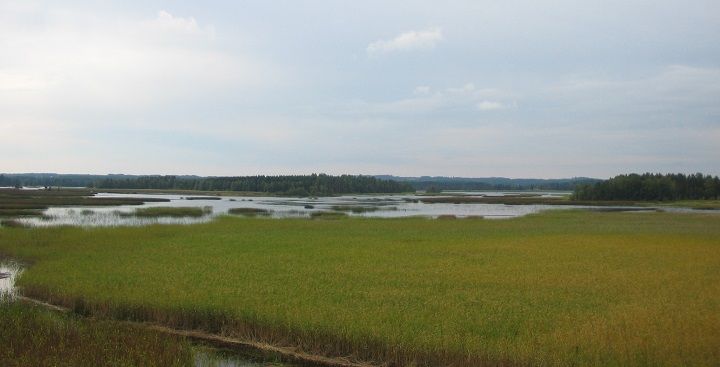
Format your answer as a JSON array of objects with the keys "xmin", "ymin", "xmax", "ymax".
[{"xmin": 1, "ymin": 0, "xmax": 719, "ymax": 178}]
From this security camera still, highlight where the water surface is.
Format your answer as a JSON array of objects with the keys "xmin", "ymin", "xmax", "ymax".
[{"xmin": 8, "ymin": 191, "xmax": 717, "ymax": 227}]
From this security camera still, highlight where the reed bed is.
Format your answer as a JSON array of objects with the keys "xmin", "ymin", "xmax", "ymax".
[
  {"xmin": 0, "ymin": 188, "xmax": 169, "ymax": 210},
  {"xmin": 0, "ymin": 302, "xmax": 192, "ymax": 366},
  {"xmin": 130, "ymin": 206, "xmax": 212, "ymax": 218},
  {"xmin": 330, "ymin": 205, "xmax": 380, "ymax": 213},
  {"xmin": 228, "ymin": 207, "xmax": 272, "ymax": 217},
  {"xmin": 309, "ymin": 211, "xmax": 348, "ymax": 219},
  {"xmin": 1, "ymin": 211, "xmax": 719, "ymax": 366}
]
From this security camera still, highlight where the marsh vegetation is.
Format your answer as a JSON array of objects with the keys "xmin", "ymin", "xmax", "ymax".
[
  {"xmin": 0, "ymin": 188, "xmax": 169, "ymax": 212},
  {"xmin": 228, "ymin": 207, "xmax": 272, "ymax": 217},
  {"xmin": 129, "ymin": 206, "xmax": 213, "ymax": 218},
  {"xmin": 0, "ymin": 302, "xmax": 193, "ymax": 366},
  {"xmin": 1, "ymin": 211, "xmax": 718, "ymax": 366}
]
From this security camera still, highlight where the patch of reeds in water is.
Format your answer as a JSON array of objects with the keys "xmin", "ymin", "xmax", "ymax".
[
  {"xmin": 330, "ymin": 205, "xmax": 380, "ymax": 213},
  {"xmin": 130, "ymin": 207, "xmax": 212, "ymax": 218},
  {"xmin": 0, "ymin": 188, "xmax": 170, "ymax": 210},
  {"xmin": 227, "ymin": 208, "xmax": 272, "ymax": 217},
  {"xmin": 0, "ymin": 219, "xmax": 27, "ymax": 228},
  {"xmin": 309, "ymin": 211, "xmax": 348, "ymax": 219},
  {"xmin": 0, "ymin": 209, "xmax": 43, "ymax": 217}
]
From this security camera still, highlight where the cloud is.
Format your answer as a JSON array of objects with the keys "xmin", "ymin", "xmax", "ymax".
[
  {"xmin": 0, "ymin": 6, "xmax": 284, "ymax": 131},
  {"xmin": 544, "ymin": 65, "xmax": 720, "ymax": 127},
  {"xmin": 367, "ymin": 27, "xmax": 443, "ymax": 55},
  {"xmin": 146, "ymin": 10, "xmax": 216, "ymax": 40},
  {"xmin": 0, "ymin": 72, "xmax": 52, "ymax": 92},
  {"xmin": 413, "ymin": 86, "xmax": 431, "ymax": 95},
  {"xmin": 476, "ymin": 101, "xmax": 506, "ymax": 111},
  {"xmin": 345, "ymin": 83, "xmax": 516, "ymax": 115}
]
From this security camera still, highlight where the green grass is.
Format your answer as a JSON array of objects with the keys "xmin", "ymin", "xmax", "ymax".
[
  {"xmin": 0, "ymin": 301, "xmax": 192, "ymax": 366},
  {"xmin": 0, "ymin": 211, "xmax": 719, "ymax": 366},
  {"xmin": 130, "ymin": 206, "xmax": 212, "ymax": 218}
]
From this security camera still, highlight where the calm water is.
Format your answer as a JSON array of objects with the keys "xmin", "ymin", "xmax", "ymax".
[
  {"xmin": 16, "ymin": 191, "xmax": 575, "ymax": 227},
  {"xmin": 7, "ymin": 191, "xmax": 715, "ymax": 228}
]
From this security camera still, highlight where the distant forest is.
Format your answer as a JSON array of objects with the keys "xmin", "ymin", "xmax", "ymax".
[
  {"xmin": 573, "ymin": 173, "xmax": 720, "ymax": 201},
  {"xmin": 1, "ymin": 173, "xmax": 601, "ymax": 194},
  {"xmin": 12, "ymin": 173, "xmax": 718, "ymax": 199},
  {"xmin": 377, "ymin": 175, "xmax": 600, "ymax": 191},
  {"xmin": 0, "ymin": 173, "xmax": 413, "ymax": 196},
  {"xmin": 93, "ymin": 174, "xmax": 413, "ymax": 196}
]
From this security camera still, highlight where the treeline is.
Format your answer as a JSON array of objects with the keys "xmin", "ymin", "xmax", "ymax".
[
  {"xmin": 573, "ymin": 173, "xmax": 720, "ymax": 201},
  {"xmin": 0, "ymin": 173, "xmax": 115, "ymax": 188},
  {"xmin": 376, "ymin": 175, "xmax": 600, "ymax": 191},
  {"xmin": 94, "ymin": 174, "xmax": 414, "ymax": 196}
]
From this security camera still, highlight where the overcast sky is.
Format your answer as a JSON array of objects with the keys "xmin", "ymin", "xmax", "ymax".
[{"xmin": 1, "ymin": 0, "xmax": 718, "ymax": 178}]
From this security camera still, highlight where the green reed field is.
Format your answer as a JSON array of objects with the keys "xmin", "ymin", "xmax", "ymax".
[
  {"xmin": 0, "ymin": 302, "xmax": 192, "ymax": 366},
  {"xmin": 1, "ymin": 211, "xmax": 719, "ymax": 366}
]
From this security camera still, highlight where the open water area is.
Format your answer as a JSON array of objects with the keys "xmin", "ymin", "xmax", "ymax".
[{"xmin": 10, "ymin": 191, "xmax": 643, "ymax": 227}]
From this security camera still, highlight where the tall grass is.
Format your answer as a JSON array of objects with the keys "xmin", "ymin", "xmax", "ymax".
[
  {"xmin": 0, "ymin": 302, "xmax": 192, "ymax": 366},
  {"xmin": 0, "ymin": 211, "xmax": 719, "ymax": 366}
]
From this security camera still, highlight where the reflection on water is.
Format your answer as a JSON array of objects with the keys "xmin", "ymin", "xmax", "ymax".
[
  {"xmin": 0, "ymin": 261, "xmax": 22, "ymax": 301},
  {"xmin": 21, "ymin": 208, "xmax": 215, "ymax": 227}
]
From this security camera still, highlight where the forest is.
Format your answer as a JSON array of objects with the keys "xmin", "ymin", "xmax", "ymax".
[
  {"xmin": 573, "ymin": 173, "xmax": 720, "ymax": 201},
  {"xmin": 92, "ymin": 174, "xmax": 414, "ymax": 196},
  {"xmin": 379, "ymin": 176, "xmax": 601, "ymax": 191}
]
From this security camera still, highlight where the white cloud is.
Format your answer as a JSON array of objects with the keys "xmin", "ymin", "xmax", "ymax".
[
  {"xmin": 413, "ymin": 86, "xmax": 431, "ymax": 95},
  {"xmin": 347, "ymin": 83, "xmax": 516, "ymax": 115},
  {"xmin": 146, "ymin": 10, "xmax": 216, "ymax": 40},
  {"xmin": 545, "ymin": 65, "xmax": 720, "ymax": 126},
  {"xmin": 476, "ymin": 101, "xmax": 506, "ymax": 111},
  {"xmin": 0, "ymin": 72, "xmax": 52, "ymax": 92},
  {"xmin": 367, "ymin": 27, "xmax": 443, "ymax": 55},
  {"xmin": 0, "ymin": 7, "xmax": 284, "ymax": 132}
]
